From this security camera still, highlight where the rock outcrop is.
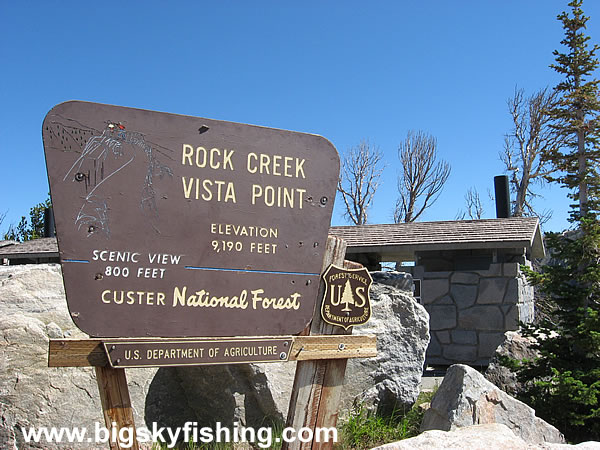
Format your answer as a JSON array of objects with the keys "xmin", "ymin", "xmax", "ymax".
[
  {"xmin": 373, "ymin": 423, "xmax": 599, "ymax": 450},
  {"xmin": 0, "ymin": 265, "xmax": 161, "ymax": 448},
  {"xmin": 421, "ymin": 364, "xmax": 565, "ymax": 445},
  {"xmin": 344, "ymin": 272, "xmax": 429, "ymax": 414},
  {"xmin": 485, "ymin": 330, "xmax": 539, "ymax": 396}
]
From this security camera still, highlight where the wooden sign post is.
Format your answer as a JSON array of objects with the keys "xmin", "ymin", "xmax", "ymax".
[
  {"xmin": 285, "ymin": 236, "xmax": 350, "ymax": 450},
  {"xmin": 43, "ymin": 102, "xmax": 377, "ymax": 449},
  {"xmin": 95, "ymin": 367, "xmax": 138, "ymax": 450}
]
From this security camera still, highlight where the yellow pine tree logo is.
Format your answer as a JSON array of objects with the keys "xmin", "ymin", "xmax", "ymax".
[{"xmin": 340, "ymin": 279, "xmax": 355, "ymax": 312}]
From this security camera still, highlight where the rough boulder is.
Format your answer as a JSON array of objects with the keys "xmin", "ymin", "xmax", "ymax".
[
  {"xmin": 373, "ymin": 423, "xmax": 599, "ymax": 450},
  {"xmin": 485, "ymin": 330, "xmax": 539, "ymax": 396},
  {"xmin": 421, "ymin": 364, "xmax": 565, "ymax": 445},
  {"xmin": 342, "ymin": 271, "xmax": 430, "ymax": 414}
]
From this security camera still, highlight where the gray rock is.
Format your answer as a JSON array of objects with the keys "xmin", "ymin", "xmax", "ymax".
[
  {"xmin": 458, "ymin": 306, "xmax": 503, "ymax": 330},
  {"xmin": 373, "ymin": 424, "xmax": 599, "ymax": 449},
  {"xmin": 504, "ymin": 278, "xmax": 520, "ymax": 303},
  {"xmin": 451, "ymin": 284, "xmax": 478, "ymax": 309},
  {"xmin": 478, "ymin": 332, "xmax": 506, "ymax": 360},
  {"xmin": 442, "ymin": 345, "xmax": 477, "ymax": 363},
  {"xmin": 450, "ymin": 273, "xmax": 479, "ymax": 285},
  {"xmin": 424, "ymin": 271, "xmax": 452, "ymax": 279},
  {"xmin": 427, "ymin": 333, "xmax": 442, "ymax": 356},
  {"xmin": 433, "ymin": 294, "xmax": 454, "ymax": 305},
  {"xmin": 436, "ymin": 330, "xmax": 451, "ymax": 344},
  {"xmin": 0, "ymin": 264, "xmax": 71, "ymax": 330},
  {"xmin": 344, "ymin": 282, "xmax": 430, "ymax": 415},
  {"xmin": 370, "ymin": 271, "xmax": 414, "ymax": 292},
  {"xmin": 480, "ymin": 263, "xmax": 503, "ymax": 277},
  {"xmin": 422, "ymin": 279, "xmax": 449, "ymax": 303},
  {"xmin": 518, "ymin": 299, "xmax": 535, "ymax": 324},
  {"xmin": 485, "ymin": 331, "xmax": 539, "ymax": 396},
  {"xmin": 503, "ymin": 262, "xmax": 519, "ymax": 278},
  {"xmin": 374, "ymin": 423, "xmax": 537, "ymax": 449},
  {"xmin": 253, "ymin": 360, "xmax": 298, "ymax": 420},
  {"xmin": 0, "ymin": 265, "xmax": 161, "ymax": 449},
  {"xmin": 427, "ymin": 305, "xmax": 457, "ymax": 330},
  {"xmin": 478, "ymin": 278, "xmax": 507, "ymax": 304},
  {"xmin": 156, "ymin": 364, "xmax": 287, "ymax": 429},
  {"xmin": 503, "ymin": 304, "xmax": 520, "ymax": 329},
  {"xmin": 451, "ymin": 330, "xmax": 477, "ymax": 345},
  {"xmin": 421, "ymin": 364, "xmax": 565, "ymax": 445},
  {"xmin": 45, "ymin": 321, "xmax": 63, "ymax": 339}
]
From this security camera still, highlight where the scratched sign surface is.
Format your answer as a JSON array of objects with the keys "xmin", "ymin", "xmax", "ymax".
[{"xmin": 42, "ymin": 101, "xmax": 339, "ymax": 337}]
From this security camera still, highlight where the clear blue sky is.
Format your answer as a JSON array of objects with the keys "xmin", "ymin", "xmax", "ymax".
[{"xmin": 2, "ymin": 1, "xmax": 598, "ymax": 235}]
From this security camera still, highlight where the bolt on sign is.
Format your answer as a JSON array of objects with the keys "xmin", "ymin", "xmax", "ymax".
[
  {"xmin": 42, "ymin": 101, "xmax": 339, "ymax": 338},
  {"xmin": 321, "ymin": 265, "xmax": 372, "ymax": 329}
]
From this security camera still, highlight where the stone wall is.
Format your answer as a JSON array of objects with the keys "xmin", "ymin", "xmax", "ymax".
[{"xmin": 406, "ymin": 261, "xmax": 534, "ymax": 366}]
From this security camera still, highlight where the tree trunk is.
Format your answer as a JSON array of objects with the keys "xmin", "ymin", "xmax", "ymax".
[{"xmin": 578, "ymin": 127, "xmax": 588, "ymax": 215}]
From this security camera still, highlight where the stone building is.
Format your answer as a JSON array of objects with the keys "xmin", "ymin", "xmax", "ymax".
[{"xmin": 330, "ymin": 217, "xmax": 545, "ymax": 366}]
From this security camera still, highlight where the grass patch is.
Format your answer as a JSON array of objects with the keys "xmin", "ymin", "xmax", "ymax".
[
  {"xmin": 337, "ymin": 389, "xmax": 436, "ymax": 450},
  {"xmin": 149, "ymin": 389, "xmax": 437, "ymax": 450}
]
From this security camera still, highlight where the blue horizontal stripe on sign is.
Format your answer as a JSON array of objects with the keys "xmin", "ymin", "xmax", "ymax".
[
  {"xmin": 63, "ymin": 259, "xmax": 90, "ymax": 263},
  {"xmin": 184, "ymin": 266, "xmax": 318, "ymax": 276}
]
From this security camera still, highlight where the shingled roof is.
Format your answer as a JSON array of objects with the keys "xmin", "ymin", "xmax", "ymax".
[
  {"xmin": 0, "ymin": 237, "xmax": 59, "ymax": 263},
  {"xmin": 329, "ymin": 217, "xmax": 545, "ymax": 260}
]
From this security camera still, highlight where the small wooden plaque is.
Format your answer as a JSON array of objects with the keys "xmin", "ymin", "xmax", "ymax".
[{"xmin": 103, "ymin": 338, "xmax": 292, "ymax": 368}]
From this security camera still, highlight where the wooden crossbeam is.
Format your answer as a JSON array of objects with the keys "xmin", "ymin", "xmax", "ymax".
[{"xmin": 47, "ymin": 334, "xmax": 376, "ymax": 368}]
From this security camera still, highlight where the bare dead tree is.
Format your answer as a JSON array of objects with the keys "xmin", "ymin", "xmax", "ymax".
[
  {"xmin": 337, "ymin": 140, "xmax": 385, "ymax": 225},
  {"xmin": 394, "ymin": 130, "xmax": 450, "ymax": 223},
  {"xmin": 456, "ymin": 187, "xmax": 485, "ymax": 220},
  {"xmin": 501, "ymin": 87, "xmax": 561, "ymax": 223}
]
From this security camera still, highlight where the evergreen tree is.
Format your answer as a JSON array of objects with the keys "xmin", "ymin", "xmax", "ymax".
[
  {"xmin": 545, "ymin": 0, "xmax": 600, "ymax": 218},
  {"xmin": 517, "ymin": 222, "xmax": 600, "ymax": 441},
  {"xmin": 3, "ymin": 196, "xmax": 51, "ymax": 242},
  {"xmin": 513, "ymin": 1, "xmax": 600, "ymax": 442}
]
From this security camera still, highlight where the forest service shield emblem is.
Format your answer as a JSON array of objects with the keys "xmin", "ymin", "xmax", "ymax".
[{"xmin": 321, "ymin": 265, "xmax": 372, "ymax": 330}]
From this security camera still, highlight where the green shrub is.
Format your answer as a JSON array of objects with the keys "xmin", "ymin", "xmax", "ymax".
[{"xmin": 337, "ymin": 390, "xmax": 435, "ymax": 449}]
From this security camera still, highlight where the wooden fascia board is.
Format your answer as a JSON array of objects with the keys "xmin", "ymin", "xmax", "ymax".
[{"xmin": 344, "ymin": 241, "xmax": 532, "ymax": 255}]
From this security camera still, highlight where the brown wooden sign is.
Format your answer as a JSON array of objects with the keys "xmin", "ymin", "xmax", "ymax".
[
  {"xmin": 321, "ymin": 264, "xmax": 372, "ymax": 329},
  {"xmin": 42, "ymin": 101, "xmax": 339, "ymax": 338},
  {"xmin": 103, "ymin": 338, "xmax": 292, "ymax": 368}
]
